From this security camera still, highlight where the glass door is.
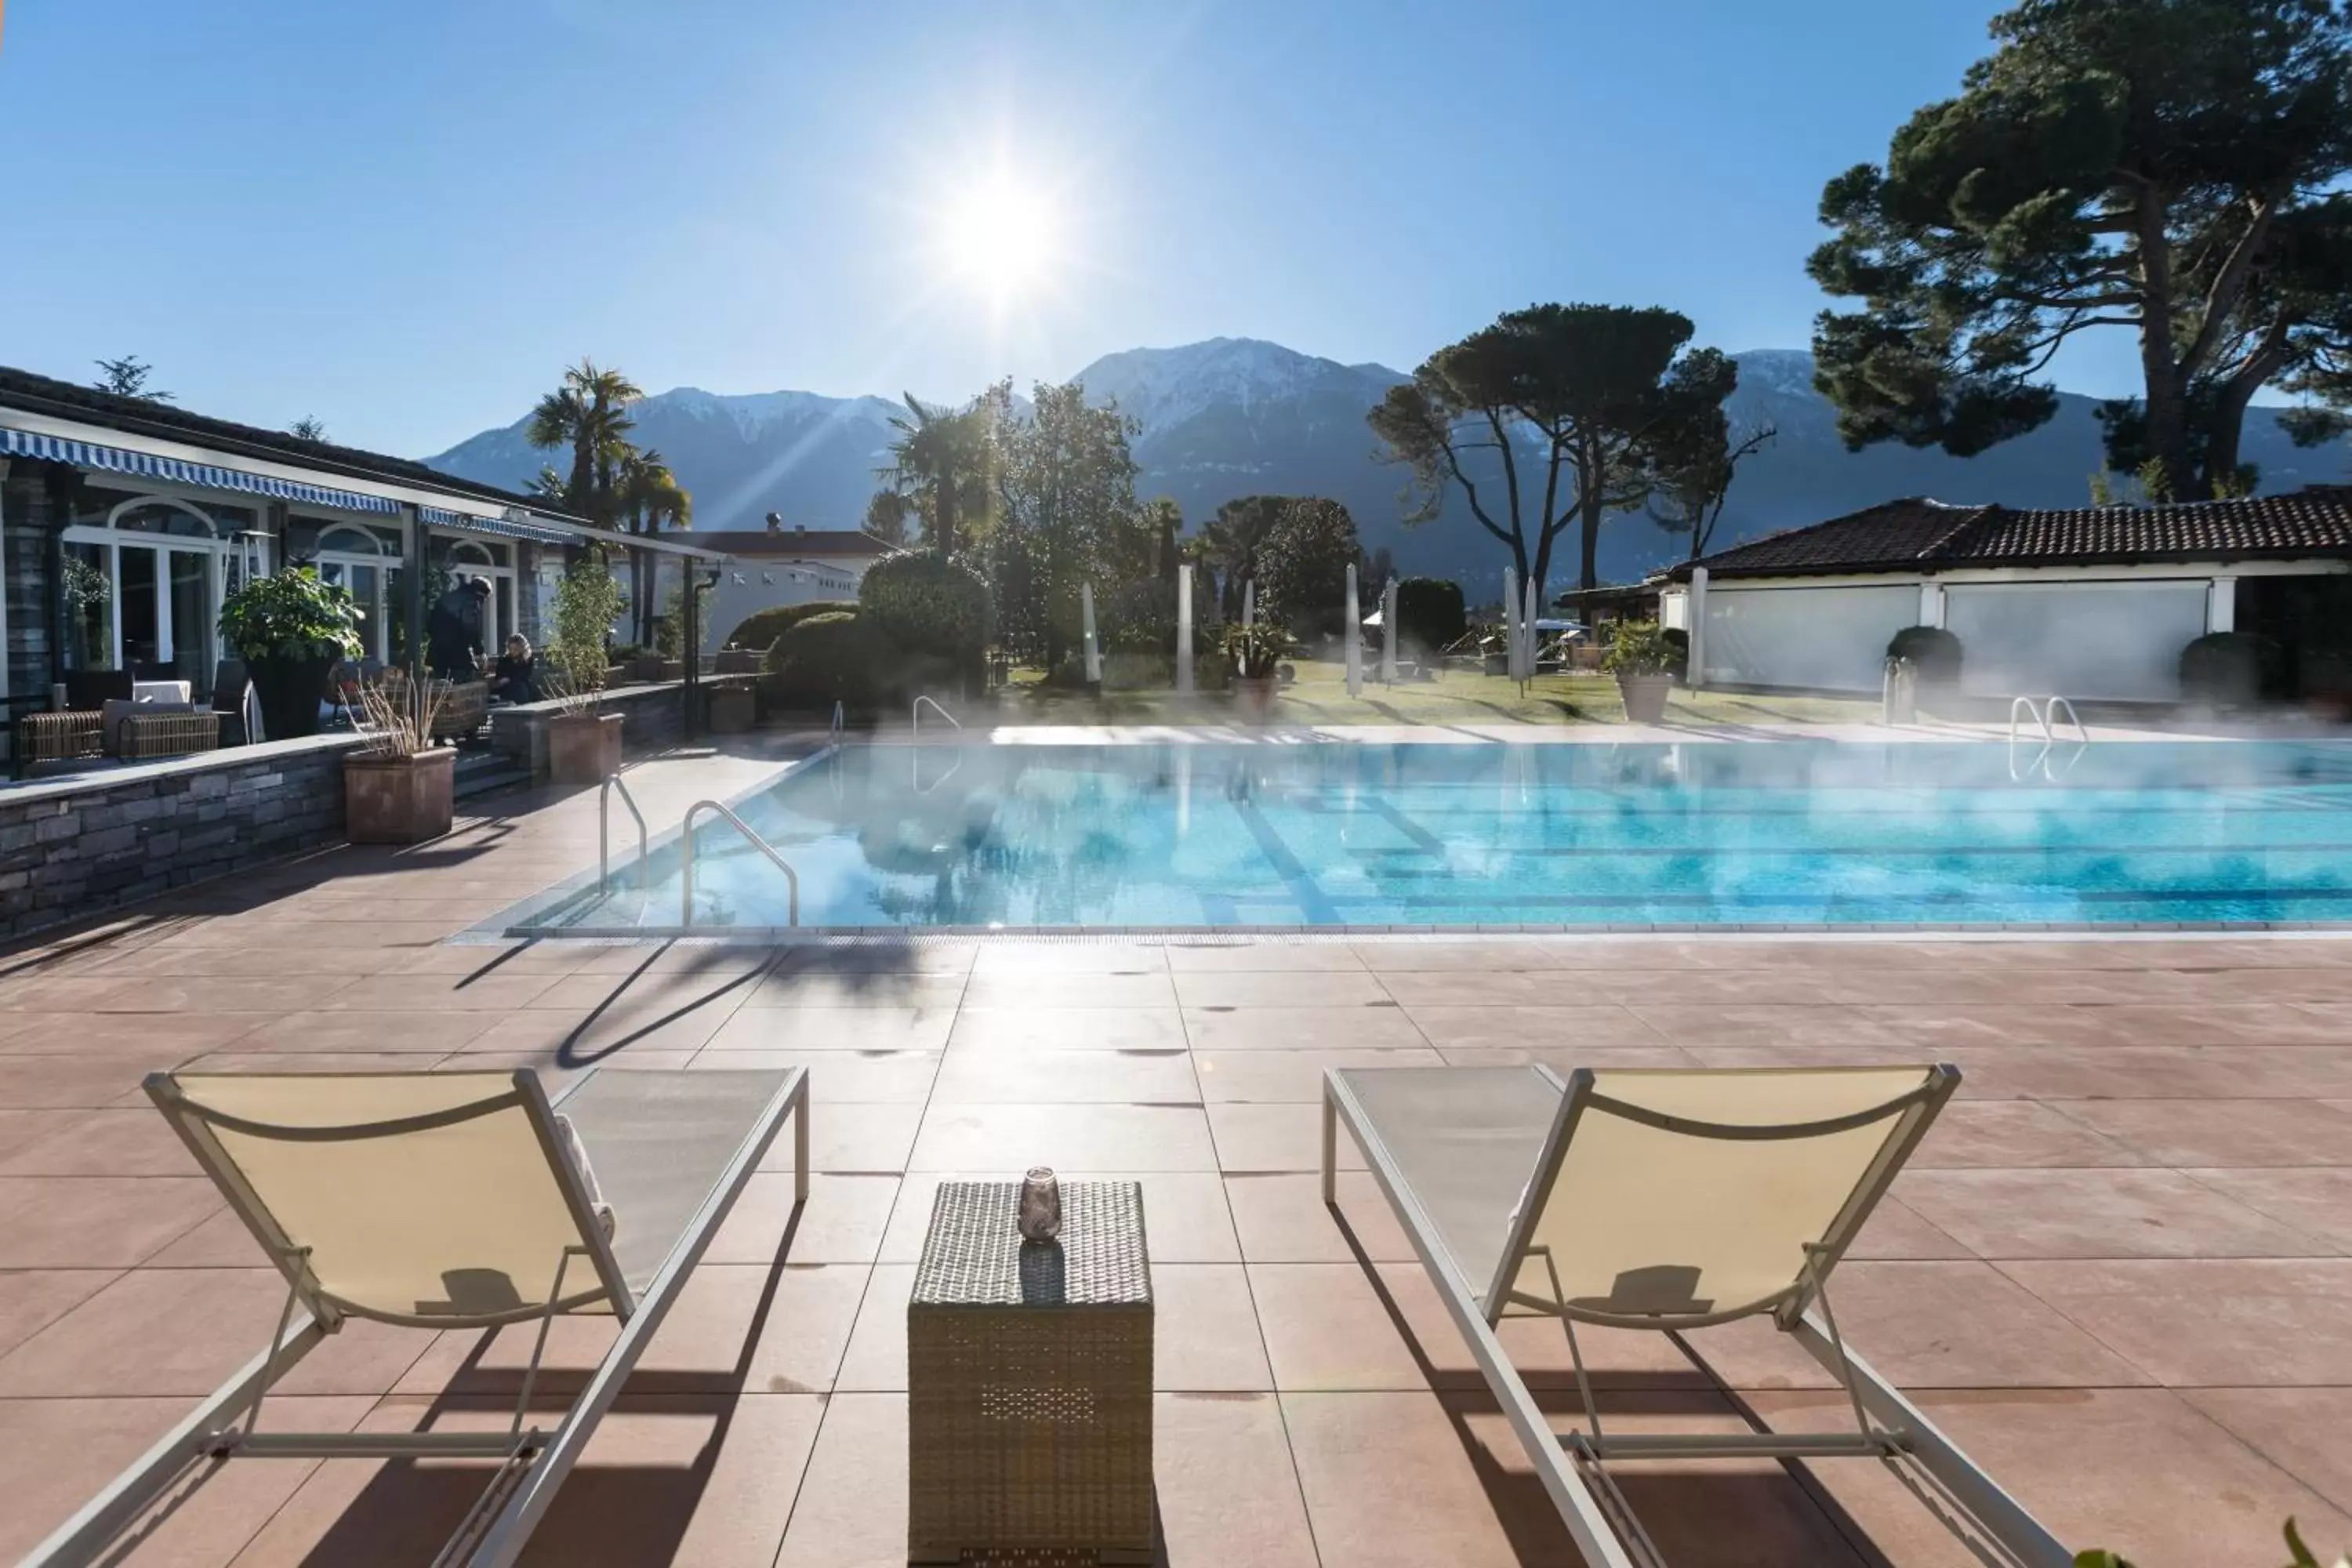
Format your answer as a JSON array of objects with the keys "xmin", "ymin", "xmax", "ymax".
[
  {"xmin": 168, "ymin": 549, "xmax": 218, "ymax": 698},
  {"xmin": 119, "ymin": 546, "xmax": 162, "ymax": 674}
]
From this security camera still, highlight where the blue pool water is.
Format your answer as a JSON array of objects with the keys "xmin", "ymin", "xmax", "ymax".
[{"xmin": 499, "ymin": 739, "xmax": 2352, "ymax": 933}]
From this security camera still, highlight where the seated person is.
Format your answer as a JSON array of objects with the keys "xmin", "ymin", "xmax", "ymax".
[{"xmin": 490, "ymin": 634, "xmax": 539, "ymax": 703}]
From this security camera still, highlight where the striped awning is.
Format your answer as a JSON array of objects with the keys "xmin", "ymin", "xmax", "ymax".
[
  {"xmin": 419, "ymin": 506, "xmax": 572, "ymax": 545},
  {"xmin": 0, "ymin": 425, "xmax": 401, "ymax": 515}
]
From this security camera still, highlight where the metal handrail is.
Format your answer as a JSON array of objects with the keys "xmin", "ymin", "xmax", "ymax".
[
  {"xmin": 829, "ymin": 699, "xmax": 845, "ymax": 741},
  {"xmin": 2007, "ymin": 695, "xmax": 2049, "ymax": 746},
  {"xmin": 598, "ymin": 775, "xmax": 648, "ymax": 895},
  {"xmin": 912, "ymin": 694, "xmax": 960, "ymax": 737},
  {"xmin": 2045, "ymin": 695, "xmax": 2089, "ymax": 743},
  {"xmin": 680, "ymin": 800, "xmax": 800, "ymax": 928}
]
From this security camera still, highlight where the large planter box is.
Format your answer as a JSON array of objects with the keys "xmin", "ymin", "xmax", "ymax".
[
  {"xmin": 548, "ymin": 712, "xmax": 624, "ymax": 785},
  {"xmin": 343, "ymin": 749, "xmax": 456, "ymax": 844},
  {"xmin": 1617, "ymin": 673, "xmax": 1673, "ymax": 724},
  {"xmin": 706, "ymin": 685, "xmax": 754, "ymax": 734},
  {"xmin": 1231, "ymin": 674, "xmax": 1277, "ymax": 721}
]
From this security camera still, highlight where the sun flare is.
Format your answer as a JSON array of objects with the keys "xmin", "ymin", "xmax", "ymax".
[{"xmin": 938, "ymin": 171, "xmax": 1062, "ymax": 301}]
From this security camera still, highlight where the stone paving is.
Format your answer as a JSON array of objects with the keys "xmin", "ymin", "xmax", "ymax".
[{"xmin": 0, "ymin": 746, "xmax": 2349, "ymax": 1566}]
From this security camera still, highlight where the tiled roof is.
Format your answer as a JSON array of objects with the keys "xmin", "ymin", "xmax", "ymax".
[
  {"xmin": 0, "ymin": 363, "xmax": 575, "ymax": 521},
  {"xmin": 1670, "ymin": 490, "xmax": 2352, "ymax": 581}
]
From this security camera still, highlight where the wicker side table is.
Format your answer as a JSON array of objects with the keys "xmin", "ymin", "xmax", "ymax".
[{"xmin": 907, "ymin": 1180, "xmax": 1153, "ymax": 1566}]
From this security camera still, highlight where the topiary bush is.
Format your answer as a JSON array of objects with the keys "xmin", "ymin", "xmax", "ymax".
[
  {"xmin": 2180, "ymin": 630, "xmax": 2285, "ymax": 707},
  {"xmin": 727, "ymin": 600, "xmax": 856, "ymax": 657},
  {"xmin": 761, "ymin": 611, "xmax": 887, "ymax": 713},
  {"xmin": 1887, "ymin": 625, "xmax": 1963, "ymax": 685},
  {"xmin": 1394, "ymin": 577, "xmax": 1468, "ymax": 655},
  {"xmin": 858, "ymin": 551, "xmax": 989, "ymax": 696}
]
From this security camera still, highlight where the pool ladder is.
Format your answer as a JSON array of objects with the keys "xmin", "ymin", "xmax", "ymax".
[
  {"xmin": 598, "ymin": 775, "xmax": 648, "ymax": 895},
  {"xmin": 680, "ymin": 800, "xmax": 800, "ymax": 929},
  {"xmin": 912, "ymin": 694, "xmax": 960, "ymax": 738},
  {"xmin": 2007, "ymin": 695, "xmax": 2090, "ymax": 782}
]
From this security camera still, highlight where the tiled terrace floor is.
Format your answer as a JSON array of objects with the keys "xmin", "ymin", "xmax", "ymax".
[{"xmin": 2, "ymin": 749, "xmax": 2350, "ymax": 1566}]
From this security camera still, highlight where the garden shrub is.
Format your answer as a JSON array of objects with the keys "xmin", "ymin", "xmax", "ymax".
[
  {"xmin": 2180, "ymin": 630, "xmax": 2284, "ymax": 707},
  {"xmin": 727, "ymin": 600, "xmax": 855, "ymax": 657},
  {"xmin": 761, "ymin": 612, "xmax": 886, "ymax": 712},
  {"xmin": 1659, "ymin": 626, "xmax": 1690, "ymax": 681},
  {"xmin": 1886, "ymin": 625, "xmax": 1963, "ymax": 684},
  {"xmin": 859, "ymin": 551, "xmax": 989, "ymax": 696},
  {"xmin": 1394, "ymin": 577, "xmax": 1468, "ymax": 655}
]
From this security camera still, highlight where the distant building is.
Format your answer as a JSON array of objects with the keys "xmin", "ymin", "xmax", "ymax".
[
  {"xmin": 1659, "ymin": 492, "xmax": 2352, "ymax": 702},
  {"xmin": 616, "ymin": 521, "xmax": 899, "ymax": 652}
]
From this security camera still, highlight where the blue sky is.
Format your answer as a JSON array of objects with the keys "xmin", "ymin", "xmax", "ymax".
[{"xmin": 1, "ymin": 0, "xmax": 2123, "ymax": 457}]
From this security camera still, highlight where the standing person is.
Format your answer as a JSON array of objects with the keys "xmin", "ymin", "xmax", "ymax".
[
  {"xmin": 490, "ymin": 633, "xmax": 539, "ymax": 703},
  {"xmin": 427, "ymin": 577, "xmax": 492, "ymax": 680}
]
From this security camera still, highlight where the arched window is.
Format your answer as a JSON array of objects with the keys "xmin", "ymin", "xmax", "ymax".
[
  {"xmin": 316, "ymin": 525, "xmax": 383, "ymax": 556},
  {"xmin": 104, "ymin": 495, "xmax": 218, "ymax": 538}
]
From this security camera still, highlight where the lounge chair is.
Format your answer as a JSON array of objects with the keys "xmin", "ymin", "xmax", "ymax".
[
  {"xmin": 1321, "ymin": 1063, "xmax": 2071, "ymax": 1568},
  {"xmin": 24, "ymin": 1065, "xmax": 809, "ymax": 1568}
]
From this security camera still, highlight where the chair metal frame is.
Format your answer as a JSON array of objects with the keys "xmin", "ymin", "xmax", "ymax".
[
  {"xmin": 21, "ymin": 1065, "xmax": 809, "ymax": 1568},
  {"xmin": 1322, "ymin": 1063, "xmax": 2073, "ymax": 1568}
]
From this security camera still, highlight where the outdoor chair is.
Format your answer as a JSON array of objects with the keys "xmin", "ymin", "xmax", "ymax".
[
  {"xmin": 1321, "ymin": 1063, "xmax": 2071, "ymax": 1568},
  {"xmin": 26, "ymin": 1065, "xmax": 810, "ymax": 1568}
]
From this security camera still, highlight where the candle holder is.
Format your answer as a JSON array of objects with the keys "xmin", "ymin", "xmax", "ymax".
[{"xmin": 1018, "ymin": 1167, "xmax": 1062, "ymax": 1243}]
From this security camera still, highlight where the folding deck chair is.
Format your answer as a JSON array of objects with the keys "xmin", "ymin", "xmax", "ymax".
[
  {"xmin": 1322, "ymin": 1062, "xmax": 2073, "ymax": 1568},
  {"xmin": 24, "ymin": 1065, "xmax": 809, "ymax": 1568}
]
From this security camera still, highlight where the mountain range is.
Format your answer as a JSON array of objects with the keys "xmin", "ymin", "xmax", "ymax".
[{"xmin": 423, "ymin": 338, "xmax": 2350, "ymax": 589}]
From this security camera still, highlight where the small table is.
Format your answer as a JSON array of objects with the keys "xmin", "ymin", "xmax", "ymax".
[{"xmin": 907, "ymin": 1180, "xmax": 1154, "ymax": 1566}]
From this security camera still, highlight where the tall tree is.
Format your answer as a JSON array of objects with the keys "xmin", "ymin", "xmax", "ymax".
[
  {"xmin": 1254, "ymin": 499, "xmax": 1363, "ymax": 636},
  {"xmin": 983, "ymin": 379, "xmax": 1142, "ymax": 666},
  {"xmin": 93, "ymin": 356, "xmax": 170, "ymax": 402},
  {"xmin": 1194, "ymin": 495, "xmax": 1289, "ymax": 615},
  {"xmin": 617, "ymin": 448, "xmax": 692, "ymax": 645},
  {"xmin": 527, "ymin": 359, "xmax": 641, "ymax": 526},
  {"xmin": 1141, "ymin": 497, "xmax": 1185, "ymax": 584},
  {"xmin": 1368, "ymin": 303, "xmax": 1727, "ymax": 593},
  {"xmin": 287, "ymin": 416, "xmax": 328, "ymax": 442},
  {"xmin": 1809, "ymin": 0, "xmax": 2352, "ymax": 500},
  {"xmin": 880, "ymin": 393, "xmax": 991, "ymax": 557},
  {"xmin": 1642, "ymin": 350, "xmax": 1778, "ymax": 561},
  {"xmin": 862, "ymin": 490, "xmax": 918, "ymax": 546}
]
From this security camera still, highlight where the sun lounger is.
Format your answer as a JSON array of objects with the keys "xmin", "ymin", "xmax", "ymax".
[
  {"xmin": 1321, "ymin": 1062, "xmax": 2071, "ymax": 1568},
  {"xmin": 24, "ymin": 1065, "xmax": 808, "ymax": 1568}
]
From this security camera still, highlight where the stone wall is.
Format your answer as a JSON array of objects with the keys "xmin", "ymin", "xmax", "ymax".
[
  {"xmin": 2, "ymin": 462, "xmax": 59, "ymax": 711},
  {"xmin": 0, "ymin": 735, "xmax": 365, "ymax": 942},
  {"xmin": 485, "ymin": 676, "xmax": 753, "ymax": 779}
]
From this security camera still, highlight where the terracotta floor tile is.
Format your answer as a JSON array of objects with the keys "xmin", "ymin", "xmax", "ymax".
[
  {"xmin": 87, "ymin": 975, "xmax": 361, "ymax": 1014},
  {"xmin": 436, "ymin": 1049, "xmax": 699, "ymax": 1098},
  {"xmin": 1429, "ymin": 1041, "xmax": 1700, "ymax": 1072},
  {"xmin": 687, "ymin": 1048, "xmax": 940, "ymax": 1102},
  {"xmin": 760, "ymin": 1101, "xmax": 921, "ymax": 1174},
  {"xmin": 143, "ymin": 1205, "xmax": 272, "ymax": 1267},
  {"xmin": 962, "ymin": 971, "xmax": 1178, "ymax": 1009},
  {"xmin": 769, "ymin": 943, "xmax": 978, "ymax": 977},
  {"xmin": 1928, "ymin": 1044, "xmax": 2352, "ymax": 1101},
  {"xmin": 1744, "ymin": 1385, "xmax": 2352, "ymax": 1568},
  {"xmin": 1848, "ymin": 1196, "xmax": 1975, "ymax": 1260},
  {"xmin": 0, "ymin": 975, "xmax": 162, "ymax": 1011},
  {"xmin": 0, "ymin": 1108, "xmax": 93, "ymax": 1156},
  {"xmin": 2184, "ymin": 1167, "xmax": 2352, "ymax": 1249},
  {"xmin": 1181, "ymin": 1004, "xmax": 1430, "ymax": 1051},
  {"xmin": 459, "ymin": 989, "xmax": 744, "ymax": 1055},
  {"xmin": 1909, "ymin": 1099, "xmax": 2150, "ymax": 1168},
  {"xmin": 1209, "ymin": 1102, "xmax": 1362, "ymax": 1172},
  {"xmin": 180, "ymin": 1050, "xmax": 459, "ymax": 1076},
  {"xmin": 1279, "ymin": 1389, "xmax": 1553, "ymax": 1567},
  {"xmin": 1192, "ymin": 1047, "xmax": 1443, "ymax": 1102},
  {"xmin": 0, "ymin": 1268, "xmax": 431, "ymax": 1399},
  {"xmin": 234, "ymin": 1393, "xmax": 822, "ymax": 1568},
  {"xmin": 946, "ymin": 1000, "xmax": 1192, "ymax": 1051},
  {"xmin": 1165, "ymin": 942, "xmax": 1366, "ymax": 972},
  {"xmin": 0, "ymin": 1269, "xmax": 118, "ymax": 1359},
  {"xmin": 0, "ymin": 1176, "xmax": 221, "ymax": 1268},
  {"xmin": 706, "ymin": 1172, "xmax": 898, "ymax": 1265},
  {"xmin": 2054, "ymin": 1097, "xmax": 2352, "ymax": 1167},
  {"xmin": 1374, "ymin": 970, "xmax": 1622, "ymax": 1008},
  {"xmin": 703, "ymin": 1005, "xmax": 956, "ymax": 1053},
  {"xmin": 929, "ymin": 1046, "xmax": 1199, "ymax": 1103},
  {"xmin": 1153, "ymin": 1264, "xmax": 1273, "ymax": 1392},
  {"xmin": 2183, "ymin": 1388, "xmax": 2352, "ymax": 1514},
  {"xmin": 878, "ymin": 1171, "xmax": 1240, "ymax": 1264},
  {"xmin": 1896, "ymin": 1167, "xmax": 2336, "ymax": 1259},
  {"xmin": 1247, "ymin": 1262, "xmax": 1431, "ymax": 1392},
  {"xmin": 226, "ymin": 1008, "xmax": 503, "ymax": 1054},
  {"xmin": 833, "ymin": 1263, "xmax": 913, "ymax": 1392},
  {"xmin": 771, "ymin": 1392, "xmax": 906, "ymax": 1568},
  {"xmin": 0, "ymin": 1108, "xmax": 198, "ymax": 1178},
  {"xmin": 1228, "ymin": 1171, "xmax": 1418, "ymax": 1264},
  {"xmin": 1795, "ymin": 1261, "xmax": 2153, "ymax": 1388},
  {"xmin": 0, "ymin": 1058, "xmax": 155, "ymax": 1109},
  {"xmin": 1153, "ymin": 1391, "xmax": 1319, "ymax": 1566},
  {"xmin": 1998, "ymin": 1258, "xmax": 2352, "ymax": 1386},
  {"xmin": 740, "ymin": 972, "xmax": 969, "ymax": 1010},
  {"xmin": 0, "ymin": 1394, "xmax": 375, "ymax": 1566},
  {"xmin": 1622, "ymin": 1003, "xmax": 1912, "ymax": 1049},
  {"xmin": 321, "ymin": 973, "xmax": 565, "ymax": 1011},
  {"xmin": 909, "ymin": 1103, "xmax": 1217, "ymax": 1171},
  {"xmin": 969, "ymin": 943, "xmax": 1170, "ymax": 975},
  {"xmin": 0, "ymin": 1012, "xmax": 270, "ymax": 1058},
  {"xmin": 1173, "ymin": 970, "xmax": 1395, "ymax": 1009}
]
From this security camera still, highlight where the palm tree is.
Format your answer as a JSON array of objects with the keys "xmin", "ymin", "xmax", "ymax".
[
  {"xmin": 617, "ymin": 448, "xmax": 692, "ymax": 645},
  {"xmin": 878, "ymin": 393, "xmax": 988, "ymax": 557},
  {"xmin": 527, "ymin": 360, "xmax": 641, "ymax": 525},
  {"xmin": 1196, "ymin": 495, "xmax": 1287, "ymax": 616}
]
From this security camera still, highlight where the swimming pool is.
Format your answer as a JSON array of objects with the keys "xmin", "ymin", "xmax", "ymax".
[{"xmin": 488, "ymin": 739, "xmax": 2352, "ymax": 935}]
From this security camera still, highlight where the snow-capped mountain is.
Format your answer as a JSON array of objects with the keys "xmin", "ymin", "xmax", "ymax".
[{"xmin": 423, "ymin": 342, "xmax": 2347, "ymax": 590}]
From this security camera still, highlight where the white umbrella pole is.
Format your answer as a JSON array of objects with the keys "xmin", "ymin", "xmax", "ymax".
[
  {"xmin": 1502, "ymin": 567, "xmax": 1520, "ymax": 682},
  {"xmin": 1380, "ymin": 577, "xmax": 1398, "ymax": 684},
  {"xmin": 1080, "ymin": 581, "xmax": 1102, "ymax": 686},
  {"xmin": 1175, "ymin": 564, "xmax": 1195, "ymax": 696},
  {"xmin": 1243, "ymin": 580, "xmax": 1254, "ymax": 630},
  {"xmin": 1523, "ymin": 575, "xmax": 1541, "ymax": 681},
  {"xmin": 1344, "ymin": 563, "xmax": 1363, "ymax": 698}
]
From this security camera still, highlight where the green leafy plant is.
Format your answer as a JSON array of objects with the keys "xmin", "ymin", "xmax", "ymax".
[
  {"xmin": 220, "ymin": 568, "xmax": 362, "ymax": 662},
  {"xmin": 1220, "ymin": 619, "xmax": 1293, "ymax": 677},
  {"xmin": 656, "ymin": 574, "xmax": 714, "ymax": 662},
  {"xmin": 2075, "ymin": 1518, "xmax": 2348, "ymax": 1568},
  {"xmin": 1600, "ymin": 620, "xmax": 1677, "ymax": 677},
  {"xmin": 727, "ymin": 600, "xmax": 856, "ymax": 655},
  {"xmin": 1887, "ymin": 625, "xmax": 1962, "ymax": 685},
  {"xmin": 860, "ymin": 550, "xmax": 990, "ymax": 651},
  {"xmin": 544, "ymin": 549, "xmax": 627, "ymax": 713}
]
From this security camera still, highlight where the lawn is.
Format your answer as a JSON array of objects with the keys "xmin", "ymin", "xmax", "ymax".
[{"xmin": 971, "ymin": 658, "xmax": 1880, "ymax": 728}]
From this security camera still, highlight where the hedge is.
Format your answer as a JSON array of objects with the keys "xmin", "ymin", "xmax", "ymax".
[
  {"xmin": 2180, "ymin": 630, "xmax": 2284, "ymax": 706},
  {"xmin": 1886, "ymin": 626, "xmax": 1963, "ymax": 684},
  {"xmin": 726, "ymin": 599, "xmax": 855, "ymax": 656},
  {"xmin": 760, "ymin": 608, "xmax": 957, "ymax": 714}
]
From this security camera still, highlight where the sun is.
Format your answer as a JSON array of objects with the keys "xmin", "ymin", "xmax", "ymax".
[{"xmin": 938, "ymin": 171, "xmax": 1062, "ymax": 302}]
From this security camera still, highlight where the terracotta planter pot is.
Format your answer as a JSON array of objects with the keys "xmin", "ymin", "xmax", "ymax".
[
  {"xmin": 1231, "ymin": 674, "xmax": 1277, "ymax": 721},
  {"xmin": 1617, "ymin": 672, "xmax": 1673, "ymax": 724},
  {"xmin": 549, "ymin": 711, "xmax": 624, "ymax": 785},
  {"xmin": 706, "ymin": 685, "xmax": 753, "ymax": 735},
  {"xmin": 343, "ymin": 748, "xmax": 455, "ymax": 844}
]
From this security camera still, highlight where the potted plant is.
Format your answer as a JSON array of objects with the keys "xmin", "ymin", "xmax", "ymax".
[
  {"xmin": 219, "ymin": 568, "xmax": 363, "ymax": 742},
  {"xmin": 344, "ymin": 681, "xmax": 454, "ymax": 843},
  {"xmin": 1221, "ymin": 620, "xmax": 1292, "ymax": 720},
  {"xmin": 543, "ymin": 550, "xmax": 629, "ymax": 785},
  {"xmin": 1602, "ymin": 619, "xmax": 1678, "ymax": 724}
]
